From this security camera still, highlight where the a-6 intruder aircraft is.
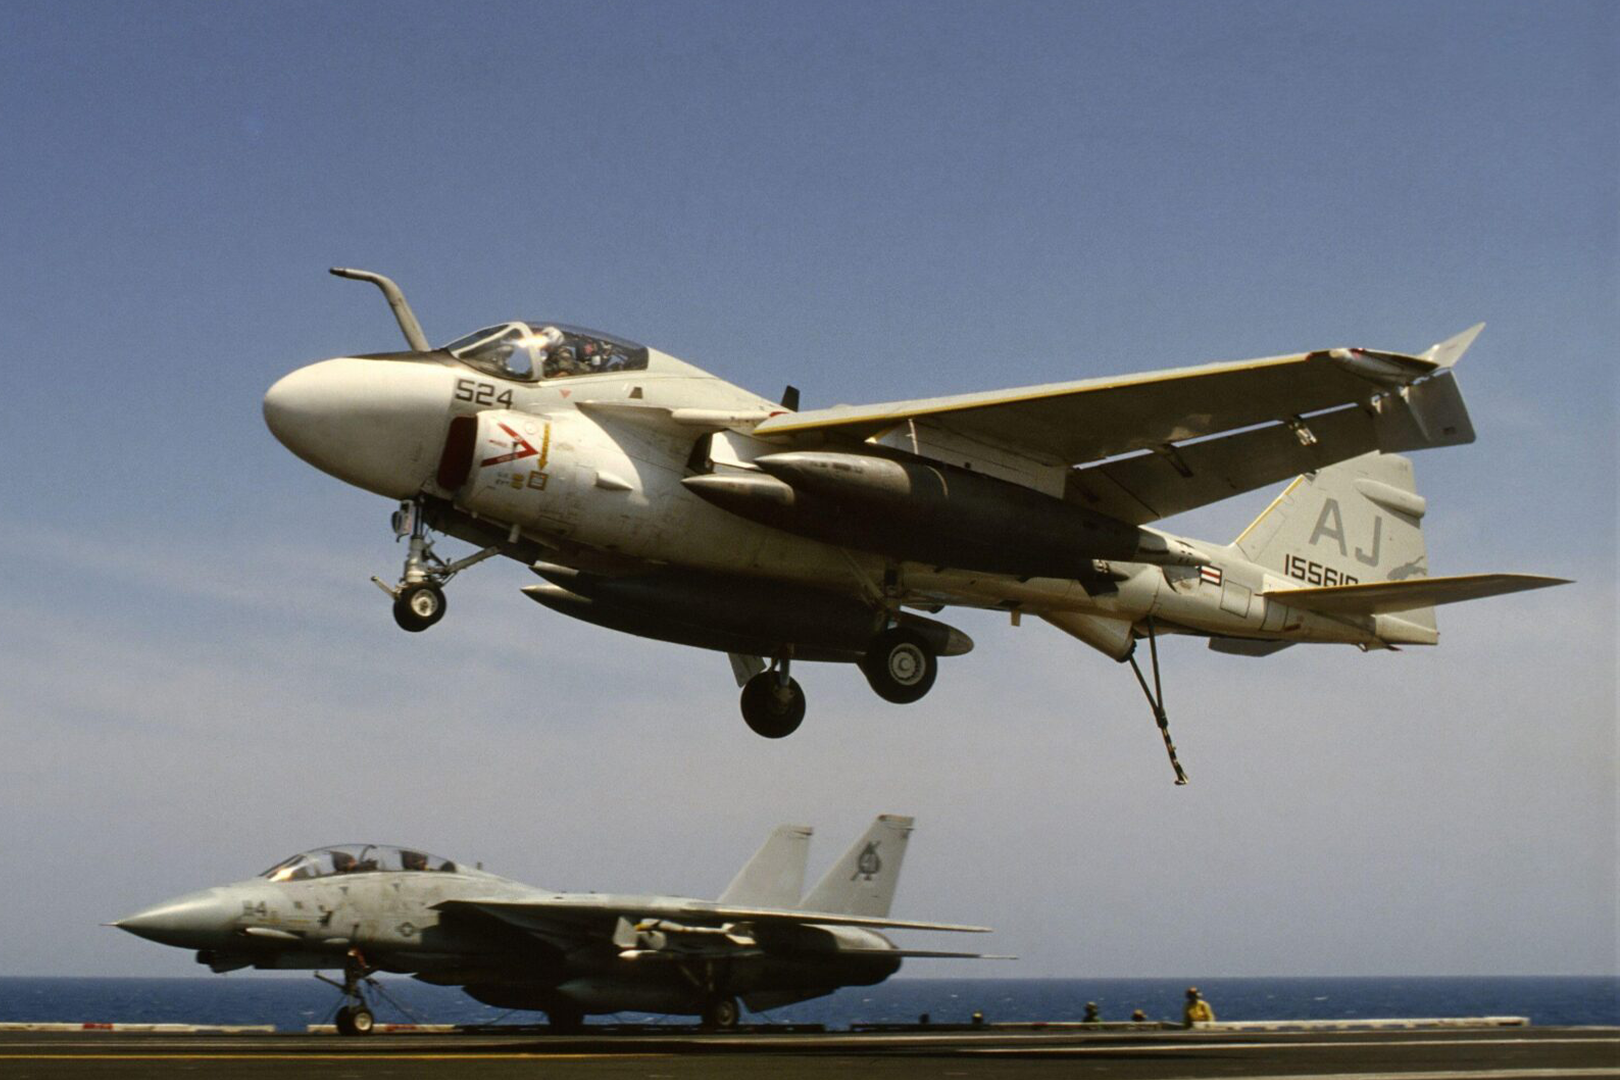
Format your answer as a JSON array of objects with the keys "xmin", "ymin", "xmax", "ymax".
[
  {"xmin": 264, "ymin": 269, "xmax": 1565, "ymax": 771},
  {"xmin": 113, "ymin": 815, "xmax": 997, "ymax": 1033}
]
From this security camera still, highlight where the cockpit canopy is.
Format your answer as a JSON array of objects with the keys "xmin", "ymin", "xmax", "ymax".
[
  {"xmin": 259, "ymin": 844, "xmax": 466, "ymax": 882},
  {"xmin": 442, "ymin": 322, "xmax": 649, "ymax": 382}
]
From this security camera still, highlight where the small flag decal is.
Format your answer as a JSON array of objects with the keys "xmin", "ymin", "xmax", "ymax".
[{"xmin": 1199, "ymin": 565, "xmax": 1223, "ymax": 587}]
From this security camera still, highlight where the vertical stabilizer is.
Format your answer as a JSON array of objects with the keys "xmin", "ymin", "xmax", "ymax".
[
  {"xmin": 799, "ymin": 814, "xmax": 914, "ymax": 917},
  {"xmin": 719, "ymin": 824, "xmax": 813, "ymax": 908},
  {"xmin": 1235, "ymin": 452, "xmax": 1436, "ymax": 634}
]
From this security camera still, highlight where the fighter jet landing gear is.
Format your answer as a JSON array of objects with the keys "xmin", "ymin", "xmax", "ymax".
[
  {"xmin": 701, "ymin": 996, "xmax": 741, "ymax": 1030},
  {"xmin": 860, "ymin": 626, "xmax": 937, "ymax": 704},
  {"xmin": 1125, "ymin": 617, "xmax": 1189, "ymax": 786},
  {"xmin": 372, "ymin": 501, "xmax": 501, "ymax": 633},
  {"xmin": 740, "ymin": 658, "xmax": 805, "ymax": 739},
  {"xmin": 316, "ymin": 954, "xmax": 377, "ymax": 1036}
]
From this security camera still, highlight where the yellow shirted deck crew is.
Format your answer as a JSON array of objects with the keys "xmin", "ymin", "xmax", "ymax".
[{"xmin": 1183, "ymin": 987, "xmax": 1214, "ymax": 1026}]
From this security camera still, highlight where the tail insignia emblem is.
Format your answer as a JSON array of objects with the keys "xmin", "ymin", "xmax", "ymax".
[{"xmin": 852, "ymin": 842, "xmax": 882, "ymax": 882}]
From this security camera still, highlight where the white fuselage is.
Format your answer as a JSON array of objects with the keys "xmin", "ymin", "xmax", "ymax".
[{"xmin": 264, "ymin": 348, "xmax": 1383, "ymax": 658}]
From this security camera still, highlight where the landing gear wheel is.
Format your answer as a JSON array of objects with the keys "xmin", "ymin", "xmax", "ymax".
[
  {"xmin": 701, "ymin": 996, "xmax": 740, "ymax": 1030},
  {"xmin": 392, "ymin": 583, "xmax": 446, "ymax": 632},
  {"xmin": 547, "ymin": 1006, "xmax": 584, "ymax": 1034},
  {"xmin": 740, "ymin": 673, "xmax": 805, "ymax": 738},
  {"xmin": 335, "ymin": 1005, "xmax": 374, "ymax": 1036},
  {"xmin": 860, "ymin": 627, "xmax": 937, "ymax": 704}
]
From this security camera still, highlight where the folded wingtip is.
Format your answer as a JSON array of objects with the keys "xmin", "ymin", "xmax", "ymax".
[{"xmin": 1423, "ymin": 323, "xmax": 1486, "ymax": 367}]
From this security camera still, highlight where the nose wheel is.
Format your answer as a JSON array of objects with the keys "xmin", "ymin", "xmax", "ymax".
[
  {"xmin": 335, "ymin": 1003, "xmax": 375, "ymax": 1036},
  {"xmin": 373, "ymin": 501, "xmax": 500, "ymax": 633},
  {"xmin": 392, "ymin": 582, "xmax": 446, "ymax": 632}
]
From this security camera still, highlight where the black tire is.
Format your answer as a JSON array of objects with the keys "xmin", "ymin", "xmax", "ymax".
[
  {"xmin": 860, "ymin": 627, "xmax": 937, "ymax": 704},
  {"xmin": 702, "ymin": 996, "xmax": 740, "ymax": 1030},
  {"xmin": 547, "ymin": 1006, "xmax": 584, "ymax": 1034},
  {"xmin": 392, "ymin": 583, "xmax": 446, "ymax": 632},
  {"xmin": 739, "ymin": 673, "xmax": 806, "ymax": 738},
  {"xmin": 334, "ymin": 1004, "xmax": 374, "ymax": 1036}
]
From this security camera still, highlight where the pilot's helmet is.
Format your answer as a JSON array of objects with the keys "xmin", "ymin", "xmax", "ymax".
[{"xmin": 331, "ymin": 850, "xmax": 356, "ymax": 872}]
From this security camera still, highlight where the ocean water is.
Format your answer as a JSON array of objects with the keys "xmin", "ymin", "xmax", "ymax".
[{"xmin": 2, "ymin": 976, "xmax": 1614, "ymax": 1031}]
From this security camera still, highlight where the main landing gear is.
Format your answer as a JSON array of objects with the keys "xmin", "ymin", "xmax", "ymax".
[
  {"xmin": 740, "ymin": 658, "xmax": 805, "ymax": 739},
  {"xmin": 701, "ymin": 996, "xmax": 741, "ymax": 1030},
  {"xmin": 860, "ymin": 626, "xmax": 937, "ymax": 704},
  {"xmin": 373, "ymin": 501, "xmax": 501, "ymax": 633},
  {"xmin": 1125, "ymin": 617, "xmax": 1189, "ymax": 786},
  {"xmin": 737, "ymin": 626, "xmax": 944, "ymax": 738}
]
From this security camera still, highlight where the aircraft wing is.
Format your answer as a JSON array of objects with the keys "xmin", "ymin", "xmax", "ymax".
[
  {"xmin": 751, "ymin": 327, "xmax": 1479, "ymax": 470},
  {"xmin": 1262, "ymin": 573, "xmax": 1571, "ymax": 615},
  {"xmin": 1064, "ymin": 369, "xmax": 1473, "ymax": 525},
  {"xmin": 433, "ymin": 897, "xmax": 990, "ymax": 934}
]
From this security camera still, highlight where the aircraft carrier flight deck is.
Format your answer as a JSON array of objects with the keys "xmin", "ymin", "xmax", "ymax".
[{"xmin": 3, "ymin": 1020, "xmax": 1614, "ymax": 1079}]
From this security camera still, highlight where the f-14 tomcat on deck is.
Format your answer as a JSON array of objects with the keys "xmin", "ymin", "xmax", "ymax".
[
  {"xmin": 264, "ymin": 269, "xmax": 1566, "ymax": 768},
  {"xmin": 113, "ymin": 816, "xmax": 996, "ymax": 1034}
]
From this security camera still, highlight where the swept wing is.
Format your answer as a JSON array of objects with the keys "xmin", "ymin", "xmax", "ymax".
[{"xmin": 753, "ymin": 327, "xmax": 1481, "ymax": 524}]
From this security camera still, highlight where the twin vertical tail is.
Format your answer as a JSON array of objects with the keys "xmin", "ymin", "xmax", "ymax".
[
  {"xmin": 798, "ymin": 814, "xmax": 914, "ymax": 918},
  {"xmin": 718, "ymin": 824, "xmax": 814, "ymax": 908}
]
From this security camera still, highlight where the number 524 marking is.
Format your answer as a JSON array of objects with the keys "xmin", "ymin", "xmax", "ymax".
[{"xmin": 454, "ymin": 378, "xmax": 514, "ymax": 408}]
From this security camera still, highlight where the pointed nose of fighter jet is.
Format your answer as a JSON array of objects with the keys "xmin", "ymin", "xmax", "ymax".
[
  {"xmin": 264, "ymin": 357, "xmax": 456, "ymax": 499},
  {"xmin": 113, "ymin": 889, "xmax": 238, "ymax": 948}
]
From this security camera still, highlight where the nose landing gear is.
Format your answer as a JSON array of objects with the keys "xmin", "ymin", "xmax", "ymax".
[
  {"xmin": 372, "ymin": 501, "xmax": 502, "ymax": 633},
  {"xmin": 393, "ymin": 581, "xmax": 446, "ymax": 632},
  {"xmin": 316, "ymin": 953, "xmax": 378, "ymax": 1036}
]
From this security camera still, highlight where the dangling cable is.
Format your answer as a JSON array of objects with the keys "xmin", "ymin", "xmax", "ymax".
[{"xmin": 1126, "ymin": 617, "xmax": 1189, "ymax": 785}]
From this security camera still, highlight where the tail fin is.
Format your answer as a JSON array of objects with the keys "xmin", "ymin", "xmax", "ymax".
[
  {"xmin": 718, "ymin": 824, "xmax": 813, "ymax": 908},
  {"xmin": 1235, "ymin": 452, "xmax": 1437, "ymax": 634},
  {"xmin": 799, "ymin": 814, "xmax": 914, "ymax": 918}
]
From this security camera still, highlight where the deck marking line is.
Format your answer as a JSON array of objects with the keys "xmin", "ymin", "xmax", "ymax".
[
  {"xmin": 967, "ymin": 1035, "xmax": 1619, "ymax": 1053},
  {"xmin": 1079, "ymin": 1071, "xmax": 1620, "ymax": 1080}
]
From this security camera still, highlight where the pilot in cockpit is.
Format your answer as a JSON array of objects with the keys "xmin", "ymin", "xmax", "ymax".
[
  {"xmin": 530, "ymin": 325, "xmax": 577, "ymax": 377},
  {"xmin": 401, "ymin": 850, "xmax": 429, "ymax": 872},
  {"xmin": 330, "ymin": 850, "xmax": 357, "ymax": 874}
]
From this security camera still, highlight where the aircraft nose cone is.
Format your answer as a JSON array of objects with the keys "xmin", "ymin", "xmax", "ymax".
[
  {"xmin": 113, "ymin": 889, "xmax": 237, "ymax": 948},
  {"xmin": 264, "ymin": 357, "xmax": 456, "ymax": 499}
]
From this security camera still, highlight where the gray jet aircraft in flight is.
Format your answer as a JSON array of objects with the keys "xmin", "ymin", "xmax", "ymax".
[
  {"xmin": 113, "ymin": 815, "xmax": 997, "ymax": 1034},
  {"xmin": 264, "ymin": 270, "xmax": 1566, "ymax": 773}
]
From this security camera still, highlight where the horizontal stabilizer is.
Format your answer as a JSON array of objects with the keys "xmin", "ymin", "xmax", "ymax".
[{"xmin": 1263, "ymin": 573, "xmax": 1569, "ymax": 615}]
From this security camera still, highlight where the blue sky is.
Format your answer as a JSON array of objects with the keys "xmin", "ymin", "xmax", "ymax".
[{"xmin": 1, "ymin": 1, "xmax": 1614, "ymax": 981}]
